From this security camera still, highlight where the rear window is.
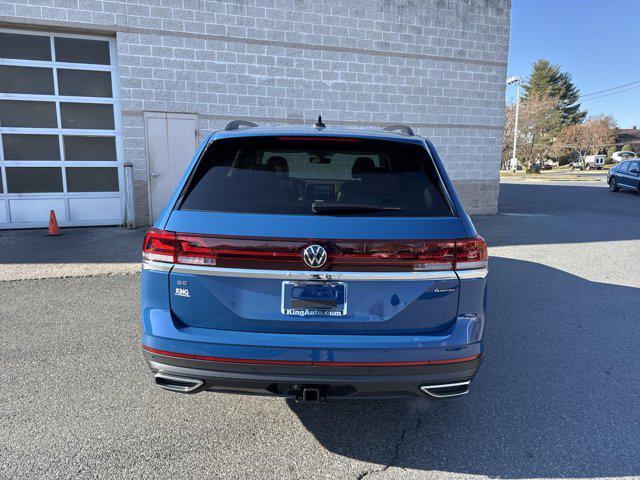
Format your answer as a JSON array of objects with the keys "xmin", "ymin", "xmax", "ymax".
[{"xmin": 178, "ymin": 136, "xmax": 453, "ymax": 217}]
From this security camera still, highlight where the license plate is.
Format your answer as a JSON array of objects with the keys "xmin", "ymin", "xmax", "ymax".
[{"xmin": 281, "ymin": 281, "xmax": 347, "ymax": 317}]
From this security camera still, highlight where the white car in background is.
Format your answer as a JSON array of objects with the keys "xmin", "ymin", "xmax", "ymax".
[
  {"xmin": 570, "ymin": 155, "xmax": 605, "ymax": 170},
  {"xmin": 611, "ymin": 151, "xmax": 637, "ymax": 163},
  {"xmin": 584, "ymin": 155, "xmax": 606, "ymax": 170}
]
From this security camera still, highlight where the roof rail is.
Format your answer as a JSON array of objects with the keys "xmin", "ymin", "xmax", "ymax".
[
  {"xmin": 383, "ymin": 124, "xmax": 414, "ymax": 136},
  {"xmin": 225, "ymin": 120, "xmax": 258, "ymax": 131}
]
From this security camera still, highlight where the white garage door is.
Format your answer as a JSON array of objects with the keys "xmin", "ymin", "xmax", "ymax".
[{"xmin": 0, "ymin": 28, "xmax": 123, "ymax": 229}]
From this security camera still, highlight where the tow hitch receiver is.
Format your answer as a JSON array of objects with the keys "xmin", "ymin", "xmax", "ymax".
[{"xmin": 296, "ymin": 386, "xmax": 326, "ymax": 403}]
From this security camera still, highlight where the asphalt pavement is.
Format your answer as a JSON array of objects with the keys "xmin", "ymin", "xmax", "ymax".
[{"xmin": 1, "ymin": 180, "xmax": 639, "ymax": 479}]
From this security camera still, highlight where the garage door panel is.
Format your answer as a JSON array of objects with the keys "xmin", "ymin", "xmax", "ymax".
[
  {"xmin": 0, "ymin": 32, "xmax": 51, "ymax": 61},
  {"xmin": 69, "ymin": 197, "xmax": 120, "ymax": 221},
  {"xmin": 57, "ymin": 69, "xmax": 113, "ymax": 98},
  {"xmin": 5, "ymin": 167, "xmax": 63, "ymax": 193},
  {"xmin": 0, "ymin": 100, "xmax": 58, "ymax": 128},
  {"xmin": 3, "ymin": 134, "xmax": 61, "ymax": 161},
  {"xmin": 9, "ymin": 198, "xmax": 66, "ymax": 223},
  {"xmin": 0, "ymin": 65, "xmax": 54, "ymax": 95},
  {"xmin": 63, "ymin": 136, "xmax": 117, "ymax": 161}
]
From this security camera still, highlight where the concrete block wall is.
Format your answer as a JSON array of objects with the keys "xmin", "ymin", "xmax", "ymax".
[{"xmin": 0, "ymin": 0, "xmax": 510, "ymax": 223}]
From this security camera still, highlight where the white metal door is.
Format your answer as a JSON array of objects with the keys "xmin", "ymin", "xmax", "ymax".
[{"xmin": 145, "ymin": 112, "xmax": 198, "ymax": 221}]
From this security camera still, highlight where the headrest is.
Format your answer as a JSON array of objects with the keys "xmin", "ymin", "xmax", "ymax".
[
  {"xmin": 266, "ymin": 156, "xmax": 289, "ymax": 175},
  {"xmin": 250, "ymin": 164, "xmax": 277, "ymax": 172},
  {"xmin": 352, "ymin": 157, "xmax": 376, "ymax": 176}
]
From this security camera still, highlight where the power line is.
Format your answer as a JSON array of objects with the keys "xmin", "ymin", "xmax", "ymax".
[
  {"xmin": 580, "ymin": 79, "xmax": 640, "ymax": 98},
  {"xmin": 579, "ymin": 84, "xmax": 640, "ymax": 102}
]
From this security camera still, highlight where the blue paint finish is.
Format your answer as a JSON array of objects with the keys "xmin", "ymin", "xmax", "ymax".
[
  {"xmin": 168, "ymin": 273, "xmax": 460, "ymax": 335},
  {"xmin": 141, "ymin": 126, "xmax": 488, "ymax": 370},
  {"xmin": 165, "ymin": 210, "xmax": 467, "ymax": 240},
  {"xmin": 141, "ymin": 312, "xmax": 482, "ymax": 364},
  {"xmin": 141, "ymin": 269, "xmax": 171, "ymax": 334}
]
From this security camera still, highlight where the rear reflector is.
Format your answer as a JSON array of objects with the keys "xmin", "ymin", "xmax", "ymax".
[
  {"xmin": 142, "ymin": 229, "xmax": 487, "ymax": 272},
  {"xmin": 143, "ymin": 345, "xmax": 481, "ymax": 366}
]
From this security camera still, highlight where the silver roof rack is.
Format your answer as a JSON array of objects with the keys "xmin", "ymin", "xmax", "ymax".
[
  {"xmin": 383, "ymin": 124, "xmax": 414, "ymax": 136},
  {"xmin": 225, "ymin": 120, "xmax": 258, "ymax": 131}
]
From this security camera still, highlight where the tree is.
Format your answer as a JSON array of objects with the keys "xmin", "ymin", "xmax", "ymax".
[
  {"xmin": 622, "ymin": 143, "xmax": 633, "ymax": 152},
  {"xmin": 515, "ymin": 93, "xmax": 562, "ymax": 172},
  {"xmin": 502, "ymin": 104, "xmax": 515, "ymax": 169},
  {"xmin": 607, "ymin": 145, "xmax": 617, "ymax": 164},
  {"xmin": 523, "ymin": 59, "xmax": 587, "ymax": 126},
  {"xmin": 552, "ymin": 115, "xmax": 617, "ymax": 165}
]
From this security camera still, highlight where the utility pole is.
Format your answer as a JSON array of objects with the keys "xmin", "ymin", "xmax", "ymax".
[{"xmin": 506, "ymin": 76, "xmax": 522, "ymax": 171}]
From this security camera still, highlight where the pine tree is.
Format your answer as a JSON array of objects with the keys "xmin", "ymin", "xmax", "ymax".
[{"xmin": 522, "ymin": 59, "xmax": 587, "ymax": 126}]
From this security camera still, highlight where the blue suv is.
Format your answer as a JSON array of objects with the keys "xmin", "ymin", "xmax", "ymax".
[{"xmin": 141, "ymin": 120, "xmax": 488, "ymax": 401}]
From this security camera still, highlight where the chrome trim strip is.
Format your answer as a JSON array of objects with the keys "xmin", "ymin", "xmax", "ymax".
[
  {"xmin": 142, "ymin": 259, "xmax": 487, "ymax": 281},
  {"xmin": 169, "ymin": 264, "xmax": 458, "ymax": 281},
  {"xmin": 455, "ymin": 268, "xmax": 488, "ymax": 280},
  {"xmin": 142, "ymin": 259, "xmax": 173, "ymax": 272}
]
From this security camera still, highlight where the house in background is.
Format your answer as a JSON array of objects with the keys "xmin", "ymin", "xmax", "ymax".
[
  {"xmin": 615, "ymin": 127, "xmax": 640, "ymax": 154},
  {"xmin": 0, "ymin": 0, "xmax": 511, "ymax": 229}
]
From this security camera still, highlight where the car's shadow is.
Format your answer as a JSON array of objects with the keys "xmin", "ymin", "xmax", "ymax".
[
  {"xmin": 477, "ymin": 183, "xmax": 640, "ymax": 248},
  {"xmin": 287, "ymin": 256, "xmax": 640, "ymax": 478}
]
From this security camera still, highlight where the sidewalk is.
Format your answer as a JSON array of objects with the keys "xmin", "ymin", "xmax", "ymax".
[{"xmin": 0, "ymin": 227, "xmax": 146, "ymax": 281}]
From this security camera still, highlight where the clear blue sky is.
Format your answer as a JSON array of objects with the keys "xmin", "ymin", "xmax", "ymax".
[{"xmin": 507, "ymin": 0, "xmax": 640, "ymax": 128}]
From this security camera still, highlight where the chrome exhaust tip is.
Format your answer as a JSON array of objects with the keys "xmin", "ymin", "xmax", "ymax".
[
  {"xmin": 420, "ymin": 381, "xmax": 470, "ymax": 398},
  {"xmin": 154, "ymin": 373, "xmax": 204, "ymax": 393}
]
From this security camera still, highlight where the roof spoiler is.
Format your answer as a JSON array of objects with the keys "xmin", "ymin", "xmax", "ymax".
[
  {"xmin": 383, "ymin": 124, "xmax": 414, "ymax": 136},
  {"xmin": 225, "ymin": 120, "xmax": 258, "ymax": 131}
]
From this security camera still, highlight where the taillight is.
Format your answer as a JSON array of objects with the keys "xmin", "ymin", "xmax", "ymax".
[
  {"xmin": 142, "ymin": 230, "xmax": 487, "ymax": 271},
  {"xmin": 454, "ymin": 236, "xmax": 488, "ymax": 270},
  {"xmin": 142, "ymin": 228, "xmax": 176, "ymax": 263}
]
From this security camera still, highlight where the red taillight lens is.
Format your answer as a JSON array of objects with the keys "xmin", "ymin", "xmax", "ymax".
[
  {"xmin": 142, "ymin": 230, "xmax": 487, "ymax": 271},
  {"xmin": 175, "ymin": 235, "xmax": 301, "ymax": 267},
  {"xmin": 454, "ymin": 236, "xmax": 488, "ymax": 270},
  {"xmin": 142, "ymin": 228, "xmax": 176, "ymax": 263}
]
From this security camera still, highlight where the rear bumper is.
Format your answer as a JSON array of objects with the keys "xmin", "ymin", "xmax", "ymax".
[{"xmin": 143, "ymin": 349, "xmax": 483, "ymax": 399}]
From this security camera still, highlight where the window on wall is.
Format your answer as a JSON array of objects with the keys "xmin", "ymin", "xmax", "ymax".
[{"xmin": 0, "ymin": 29, "xmax": 122, "ymax": 227}]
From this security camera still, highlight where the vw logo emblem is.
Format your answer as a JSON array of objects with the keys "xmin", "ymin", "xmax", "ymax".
[{"xmin": 302, "ymin": 244, "xmax": 327, "ymax": 268}]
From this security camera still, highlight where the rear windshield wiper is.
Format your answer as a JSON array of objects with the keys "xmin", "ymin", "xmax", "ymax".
[{"xmin": 312, "ymin": 201, "xmax": 402, "ymax": 214}]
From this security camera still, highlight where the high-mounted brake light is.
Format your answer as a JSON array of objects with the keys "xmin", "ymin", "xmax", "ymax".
[
  {"xmin": 276, "ymin": 137, "xmax": 361, "ymax": 142},
  {"xmin": 142, "ymin": 230, "xmax": 487, "ymax": 272}
]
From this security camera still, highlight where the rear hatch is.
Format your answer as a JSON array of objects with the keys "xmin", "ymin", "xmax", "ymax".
[{"xmin": 147, "ymin": 134, "xmax": 483, "ymax": 335}]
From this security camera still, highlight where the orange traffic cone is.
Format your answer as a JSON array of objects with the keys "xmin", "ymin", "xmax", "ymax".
[{"xmin": 47, "ymin": 209, "xmax": 61, "ymax": 236}]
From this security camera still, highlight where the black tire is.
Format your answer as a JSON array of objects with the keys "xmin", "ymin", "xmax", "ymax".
[{"xmin": 609, "ymin": 177, "xmax": 619, "ymax": 192}]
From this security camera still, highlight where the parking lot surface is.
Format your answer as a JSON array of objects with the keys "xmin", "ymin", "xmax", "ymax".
[{"xmin": 1, "ymin": 181, "xmax": 639, "ymax": 479}]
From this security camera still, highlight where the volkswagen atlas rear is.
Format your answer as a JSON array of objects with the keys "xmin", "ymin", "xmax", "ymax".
[{"xmin": 141, "ymin": 121, "xmax": 488, "ymax": 401}]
